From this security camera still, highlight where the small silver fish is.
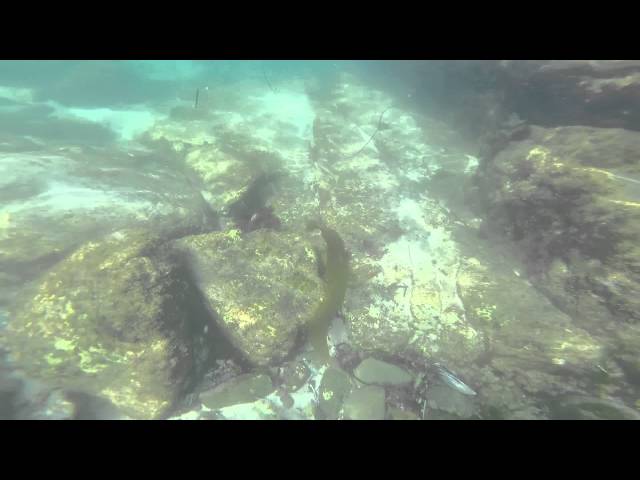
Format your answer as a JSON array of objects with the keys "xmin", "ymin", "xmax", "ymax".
[{"xmin": 434, "ymin": 363, "xmax": 477, "ymax": 396}]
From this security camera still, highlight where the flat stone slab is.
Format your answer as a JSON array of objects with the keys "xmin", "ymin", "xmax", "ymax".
[{"xmin": 353, "ymin": 358, "xmax": 414, "ymax": 386}]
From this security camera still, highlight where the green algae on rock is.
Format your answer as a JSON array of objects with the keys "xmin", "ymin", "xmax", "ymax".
[
  {"xmin": 3, "ymin": 229, "xmax": 211, "ymax": 419},
  {"xmin": 472, "ymin": 125, "xmax": 640, "ymax": 326},
  {"xmin": 171, "ymin": 229, "xmax": 325, "ymax": 367}
]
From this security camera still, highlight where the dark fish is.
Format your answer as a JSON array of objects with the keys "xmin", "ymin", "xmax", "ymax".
[
  {"xmin": 434, "ymin": 363, "xmax": 477, "ymax": 396},
  {"xmin": 194, "ymin": 88, "xmax": 200, "ymax": 109}
]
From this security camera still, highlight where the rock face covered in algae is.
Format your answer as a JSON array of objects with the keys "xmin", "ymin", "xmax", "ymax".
[
  {"xmin": 464, "ymin": 124, "xmax": 640, "ymax": 416},
  {"xmin": 3, "ymin": 229, "xmax": 210, "ymax": 419},
  {"xmin": 171, "ymin": 229, "xmax": 325, "ymax": 367},
  {"xmin": 473, "ymin": 125, "xmax": 640, "ymax": 328}
]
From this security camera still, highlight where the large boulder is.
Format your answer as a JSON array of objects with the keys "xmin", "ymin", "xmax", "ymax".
[
  {"xmin": 171, "ymin": 229, "xmax": 325, "ymax": 366},
  {"xmin": 465, "ymin": 124, "xmax": 640, "ymax": 416},
  {"xmin": 2, "ymin": 230, "xmax": 212, "ymax": 419}
]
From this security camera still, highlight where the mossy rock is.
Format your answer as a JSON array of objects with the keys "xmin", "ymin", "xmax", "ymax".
[
  {"xmin": 3, "ymin": 229, "xmax": 210, "ymax": 419},
  {"xmin": 171, "ymin": 229, "xmax": 325, "ymax": 366},
  {"xmin": 473, "ymin": 125, "xmax": 640, "ymax": 323},
  {"xmin": 317, "ymin": 366, "xmax": 352, "ymax": 419}
]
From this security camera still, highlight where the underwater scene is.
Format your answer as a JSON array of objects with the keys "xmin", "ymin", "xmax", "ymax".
[{"xmin": 1, "ymin": 60, "xmax": 640, "ymax": 420}]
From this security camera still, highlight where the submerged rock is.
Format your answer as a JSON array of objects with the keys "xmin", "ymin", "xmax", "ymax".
[
  {"xmin": 214, "ymin": 398, "xmax": 283, "ymax": 420},
  {"xmin": 144, "ymin": 71, "xmax": 640, "ymax": 419},
  {"xmin": 0, "ymin": 368, "xmax": 21, "ymax": 420},
  {"xmin": 370, "ymin": 61, "xmax": 640, "ymax": 137},
  {"xmin": 199, "ymin": 373, "xmax": 275, "ymax": 411},
  {"xmin": 3, "ymin": 230, "xmax": 211, "ymax": 419},
  {"xmin": 426, "ymin": 384, "xmax": 475, "ymax": 419},
  {"xmin": 473, "ymin": 125, "xmax": 640, "ymax": 327},
  {"xmin": 317, "ymin": 366, "xmax": 352, "ymax": 420},
  {"xmin": 353, "ymin": 358, "xmax": 413, "ymax": 387},
  {"xmin": 454, "ymin": 231, "xmax": 611, "ymax": 418},
  {"xmin": 185, "ymin": 147, "xmax": 282, "ymax": 218},
  {"xmin": 343, "ymin": 385, "xmax": 386, "ymax": 420},
  {"xmin": 612, "ymin": 323, "xmax": 640, "ymax": 386},
  {"xmin": 171, "ymin": 229, "xmax": 324, "ymax": 366},
  {"xmin": 292, "ymin": 75, "xmax": 487, "ymax": 366},
  {"xmin": 550, "ymin": 394, "xmax": 640, "ymax": 420}
]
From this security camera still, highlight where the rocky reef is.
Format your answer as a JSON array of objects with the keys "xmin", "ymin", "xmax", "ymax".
[
  {"xmin": 473, "ymin": 125, "xmax": 640, "ymax": 325},
  {"xmin": 2, "ymin": 62, "xmax": 640, "ymax": 420}
]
